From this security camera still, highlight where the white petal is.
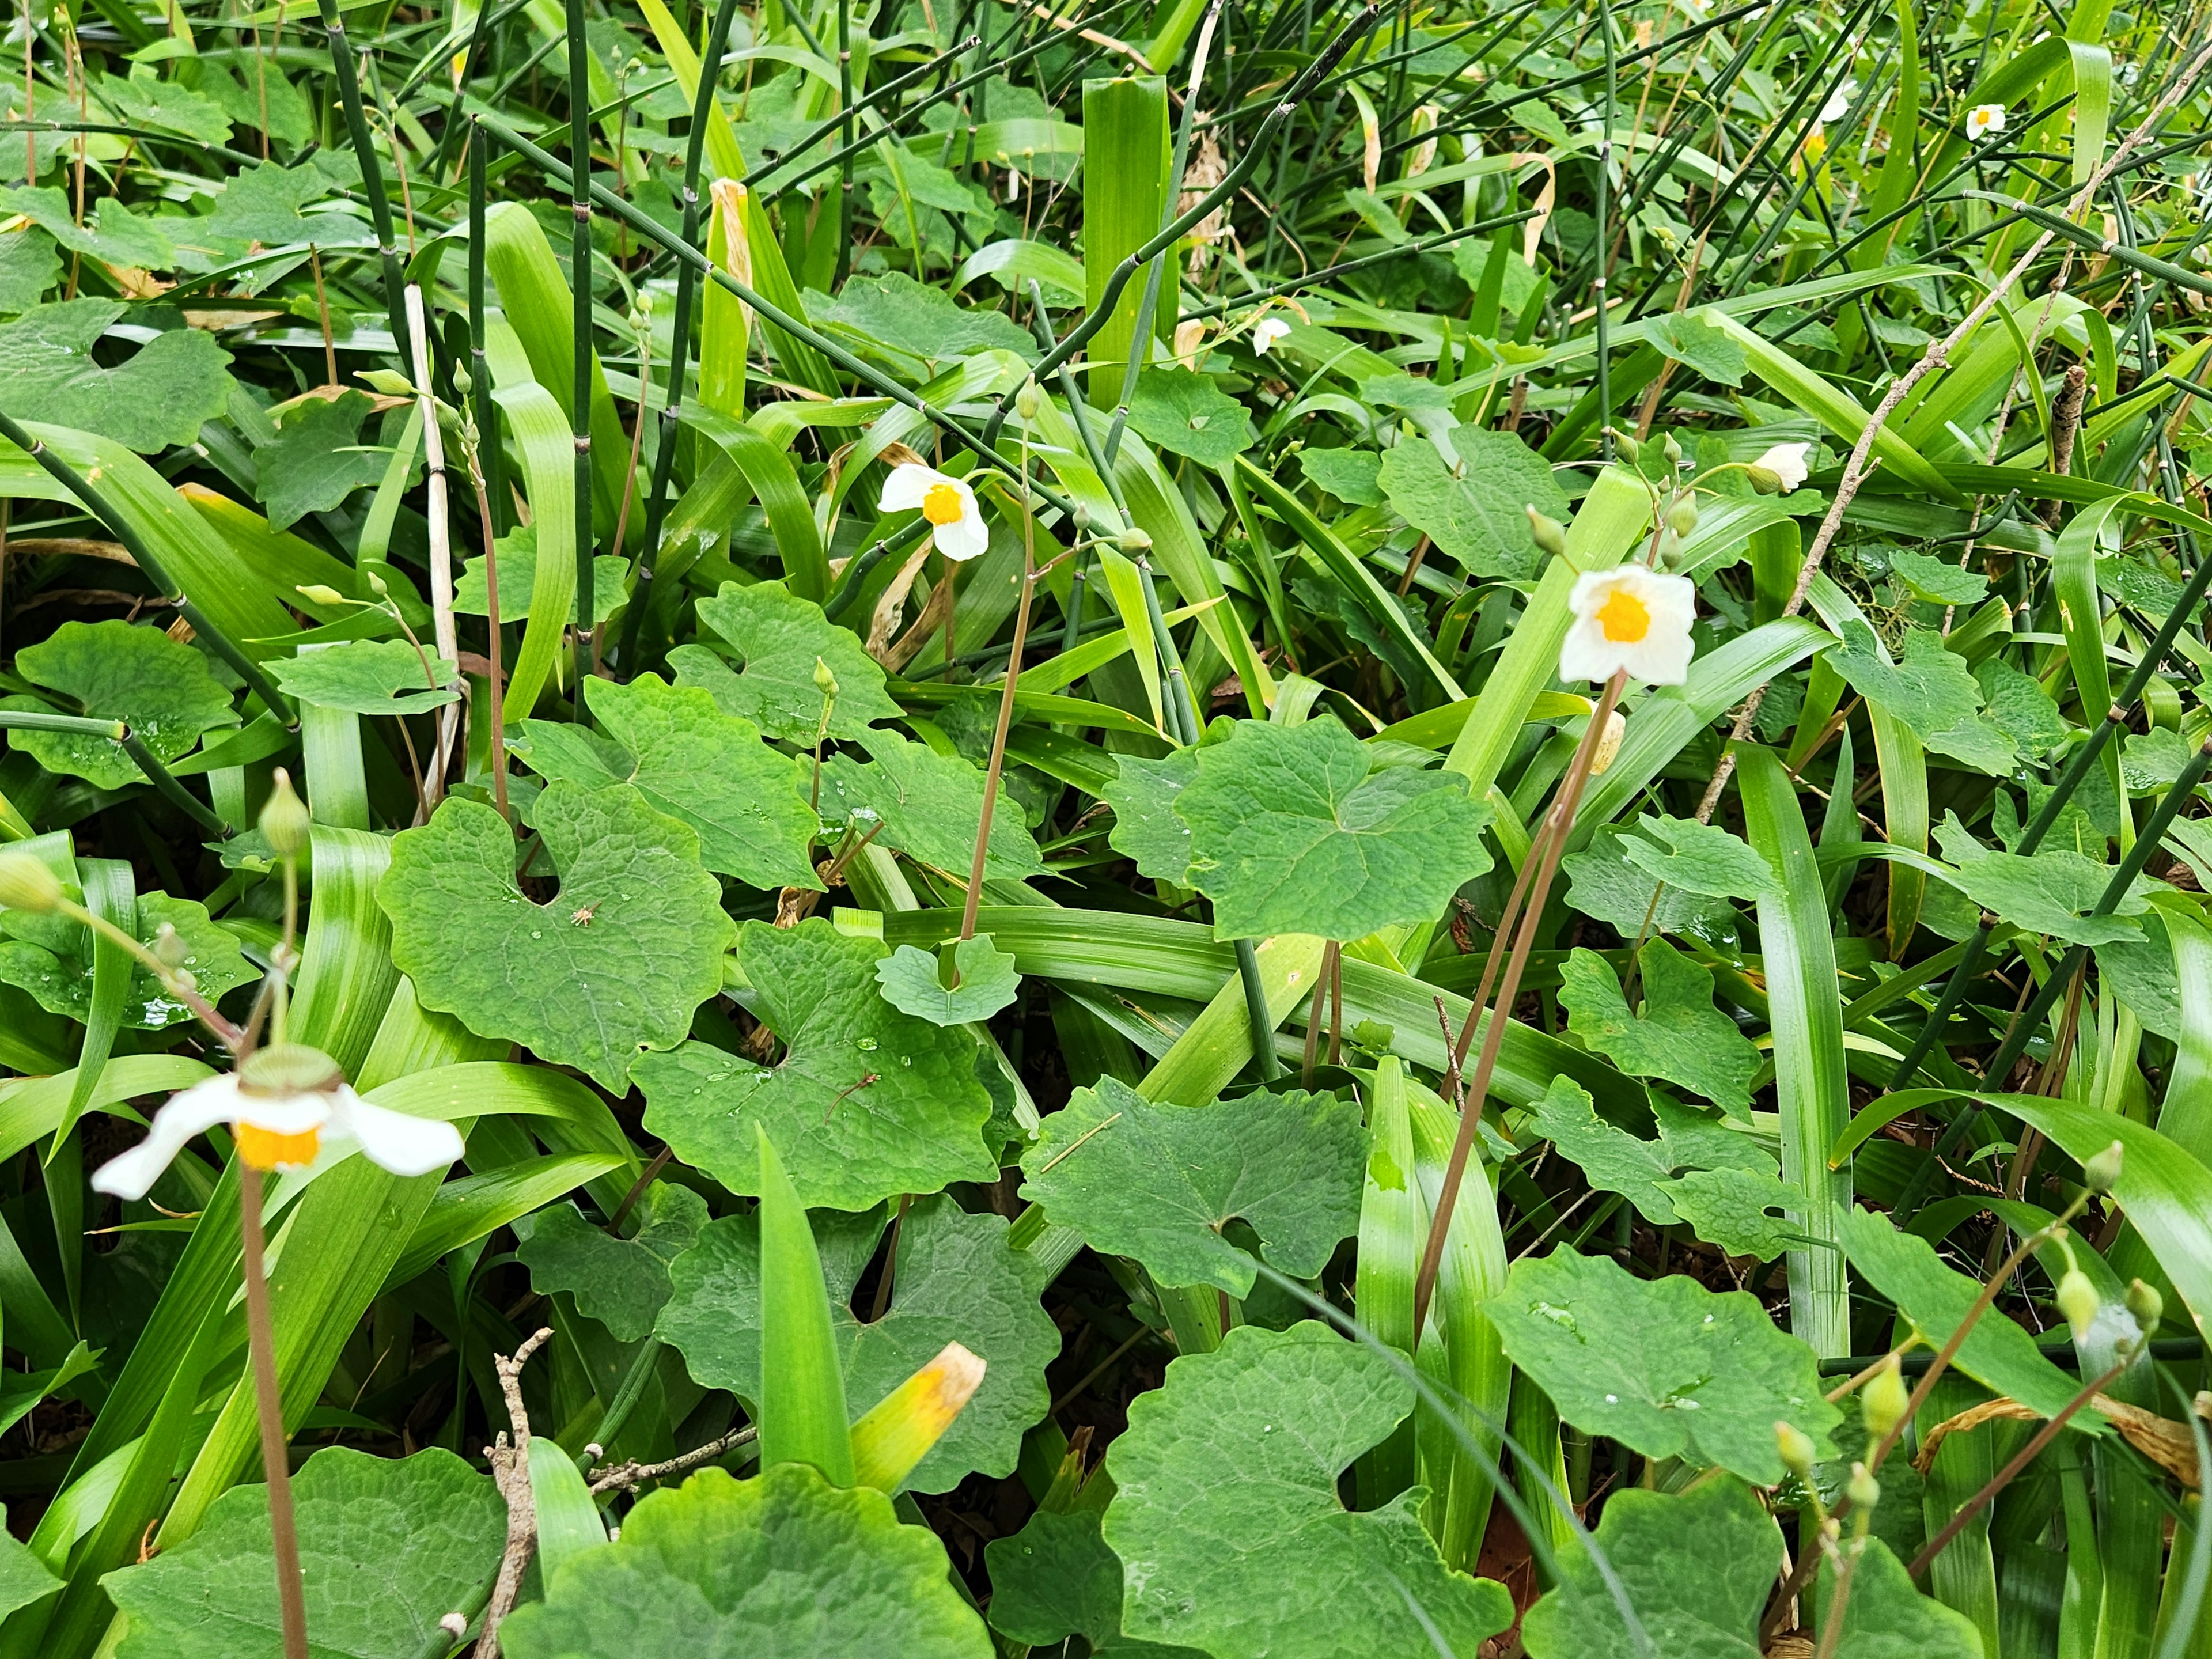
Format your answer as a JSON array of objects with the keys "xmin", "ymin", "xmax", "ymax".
[
  {"xmin": 879, "ymin": 463, "xmax": 944, "ymax": 513},
  {"xmin": 332, "ymin": 1089, "xmax": 465, "ymax": 1177},
  {"xmin": 934, "ymin": 505, "xmax": 991, "ymax": 562},
  {"xmin": 91, "ymin": 1075, "xmax": 246, "ymax": 1200},
  {"xmin": 1558, "ymin": 617, "xmax": 1624, "ymax": 684}
]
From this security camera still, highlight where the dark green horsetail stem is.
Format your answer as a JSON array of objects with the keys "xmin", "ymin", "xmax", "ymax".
[
  {"xmin": 313, "ymin": 0, "xmax": 413, "ymax": 369},
  {"xmin": 1178, "ymin": 207, "xmax": 1539, "ymax": 321},
  {"xmin": 566, "ymin": 0, "xmax": 594, "ymax": 691},
  {"xmin": 0, "ymin": 411, "xmax": 294, "ymax": 728},
  {"xmin": 621, "ymin": 0, "xmax": 743, "ymax": 679}
]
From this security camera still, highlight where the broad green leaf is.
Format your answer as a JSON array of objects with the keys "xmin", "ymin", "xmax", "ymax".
[
  {"xmin": 1101, "ymin": 749, "xmax": 1198, "ymax": 882},
  {"xmin": 1297, "ymin": 448, "xmax": 1382, "ymax": 505},
  {"xmin": 101, "ymin": 1448, "xmax": 503, "ymax": 1659},
  {"xmin": 1176, "ymin": 715, "xmax": 1492, "ymax": 941},
  {"xmin": 1830, "ymin": 623, "xmax": 2013, "ymax": 774},
  {"xmin": 657, "ymin": 1196, "xmax": 1056, "ymax": 1494},
  {"xmin": 1485, "ymin": 1248, "xmax": 1839, "ymax": 1483},
  {"xmin": 498, "ymin": 1464, "xmax": 991, "ymax": 1658},
  {"xmin": 456, "ymin": 531, "xmax": 628, "ymax": 624},
  {"xmin": 1646, "ymin": 313, "xmax": 1747, "ymax": 387},
  {"xmin": 0, "ymin": 300, "xmax": 232, "ymax": 453},
  {"xmin": 1810, "ymin": 1535, "xmax": 1984, "ymax": 1657},
  {"xmin": 6, "ymin": 619, "xmax": 234, "ymax": 789},
  {"xmin": 1619, "ymin": 813, "xmax": 1782, "ymax": 900},
  {"xmin": 810, "ymin": 270, "xmax": 1035, "ymax": 368},
  {"xmin": 2122, "ymin": 726, "xmax": 2191, "ymax": 791},
  {"xmin": 1017, "ymin": 1076, "xmax": 1366, "ymax": 1296},
  {"xmin": 267, "ymin": 639, "xmax": 459, "ymax": 715},
  {"xmin": 516, "ymin": 1183, "xmax": 708, "ymax": 1343},
  {"xmin": 638, "ymin": 918, "xmax": 996, "ymax": 1209},
  {"xmin": 1560, "ymin": 823, "xmax": 1738, "ymax": 940},
  {"xmin": 1558, "ymin": 942, "xmax": 1763, "ymax": 1114},
  {"xmin": 985, "ymin": 1509, "xmax": 1196, "ymax": 1653},
  {"xmin": 0, "ymin": 228, "xmax": 60, "ymax": 312},
  {"xmin": 518, "ymin": 674, "xmax": 821, "ymax": 891},
  {"xmin": 1889, "ymin": 548, "xmax": 1988, "ymax": 605},
  {"xmin": 255, "ymin": 390, "xmax": 395, "ymax": 531},
  {"xmin": 0, "ymin": 1513, "xmax": 56, "ymax": 1620},
  {"xmin": 0, "ymin": 185, "xmax": 175, "ymax": 270},
  {"xmin": 0, "ymin": 892, "xmax": 252, "ymax": 1028},
  {"xmin": 1933, "ymin": 814, "xmax": 2153, "ymax": 946},
  {"xmin": 874, "ymin": 935, "xmax": 1021, "ymax": 1025},
  {"xmin": 1101, "ymin": 1321, "xmax": 1514, "ymax": 1657},
  {"xmin": 821, "ymin": 730, "xmax": 1044, "ymax": 882},
  {"xmin": 677, "ymin": 579, "xmax": 903, "ymax": 743},
  {"xmin": 1838, "ymin": 1208, "xmax": 2091, "ymax": 1422},
  {"xmin": 94, "ymin": 72, "xmax": 232, "ymax": 144},
  {"xmin": 1524, "ymin": 1075, "xmax": 1776, "ymax": 1227},
  {"xmin": 1975, "ymin": 656, "xmax": 2067, "ymax": 756},
  {"xmin": 1522, "ymin": 1475, "xmax": 1779, "ymax": 1658},
  {"xmin": 198, "ymin": 160, "xmax": 363, "ymax": 247},
  {"xmin": 1376, "ymin": 430, "xmax": 1567, "ymax": 580},
  {"xmin": 381, "ymin": 786, "xmax": 734, "ymax": 1090},
  {"xmin": 1125, "ymin": 368, "xmax": 1256, "ymax": 467},
  {"xmin": 1664, "ymin": 1166, "xmax": 1806, "ymax": 1262}
]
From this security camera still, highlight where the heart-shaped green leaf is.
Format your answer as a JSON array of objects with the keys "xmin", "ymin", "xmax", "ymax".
[
  {"xmin": 675, "ymin": 579, "xmax": 904, "ymax": 743},
  {"xmin": 517, "ymin": 1182, "xmax": 708, "ymax": 1343},
  {"xmin": 821, "ymin": 730, "xmax": 1044, "ymax": 882},
  {"xmin": 874, "ymin": 935, "xmax": 1020, "ymax": 1025},
  {"xmin": 381, "ymin": 785, "xmax": 734, "ymax": 1090},
  {"xmin": 1558, "ymin": 942, "xmax": 1763, "ymax": 1114},
  {"xmin": 255, "ymin": 389, "xmax": 397, "ymax": 531},
  {"xmin": 0, "ymin": 299, "xmax": 232, "ymax": 453},
  {"xmin": 0, "ymin": 891, "xmax": 253, "ymax": 1028},
  {"xmin": 1376, "ymin": 430, "xmax": 1568, "ymax": 580},
  {"xmin": 1126, "ymin": 368, "xmax": 1255, "ymax": 467},
  {"xmin": 5, "ymin": 620, "xmax": 234, "ymax": 789},
  {"xmin": 268, "ymin": 638, "xmax": 459, "ymax": 715}
]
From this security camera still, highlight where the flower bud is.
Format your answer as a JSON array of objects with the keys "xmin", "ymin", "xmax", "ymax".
[
  {"xmin": 2056, "ymin": 1268, "xmax": 2101, "ymax": 1339},
  {"xmin": 0, "ymin": 850, "xmax": 64, "ymax": 913},
  {"xmin": 1846, "ymin": 1461, "xmax": 1881, "ymax": 1513},
  {"xmin": 1118, "ymin": 526, "xmax": 1153, "ymax": 553},
  {"xmin": 1526, "ymin": 506, "xmax": 1568, "ymax": 560},
  {"xmin": 1665, "ymin": 495, "xmax": 1700, "ymax": 538},
  {"xmin": 1072, "ymin": 504, "xmax": 1090, "ymax": 534},
  {"xmin": 1014, "ymin": 380, "xmax": 1042, "ymax": 421},
  {"xmin": 2125, "ymin": 1277, "xmax": 2162, "ymax": 1336},
  {"xmin": 813, "ymin": 656, "xmax": 839, "ymax": 699},
  {"xmin": 1775, "ymin": 1420, "xmax": 1817, "ymax": 1479},
  {"xmin": 260, "ymin": 770, "xmax": 313, "ymax": 859},
  {"xmin": 2083, "ymin": 1141, "xmax": 2123, "ymax": 1194},
  {"xmin": 1662, "ymin": 431, "xmax": 1684, "ymax": 468},
  {"xmin": 452, "ymin": 364, "xmax": 473, "ymax": 397},
  {"xmin": 1861, "ymin": 1355, "xmax": 1910, "ymax": 1442},
  {"xmin": 356, "ymin": 368, "xmax": 416, "ymax": 397},
  {"xmin": 1611, "ymin": 431, "xmax": 1641, "ymax": 463},
  {"xmin": 295, "ymin": 584, "xmax": 349, "ymax": 606},
  {"xmin": 153, "ymin": 921, "xmax": 191, "ymax": 969},
  {"xmin": 366, "ymin": 570, "xmax": 389, "ymax": 599},
  {"xmin": 1746, "ymin": 465, "xmax": 1782, "ymax": 495}
]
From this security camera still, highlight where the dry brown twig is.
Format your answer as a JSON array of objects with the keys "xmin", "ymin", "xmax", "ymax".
[
  {"xmin": 586, "ymin": 1425, "xmax": 759, "ymax": 1496},
  {"xmin": 472, "ymin": 1327, "xmax": 554, "ymax": 1659}
]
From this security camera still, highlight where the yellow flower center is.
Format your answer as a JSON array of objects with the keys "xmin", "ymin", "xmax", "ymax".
[
  {"xmin": 1595, "ymin": 588, "xmax": 1652, "ymax": 643},
  {"xmin": 922, "ymin": 482, "xmax": 966, "ymax": 527},
  {"xmin": 236, "ymin": 1123, "xmax": 321, "ymax": 1172}
]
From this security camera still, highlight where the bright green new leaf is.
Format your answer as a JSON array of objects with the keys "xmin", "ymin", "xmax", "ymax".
[
  {"xmin": 1558, "ymin": 942, "xmax": 1763, "ymax": 1113},
  {"xmin": 1889, "ymin": 548, "xmax": 1988, "ymax": 605},
  {"xmin": 1646, "ymin": 313, "xmax": 1747, "ymax": 388},
  {"xmin": 1018, "ymin": 1076, "xmax": 1366, "ymax": 1296},
  {"xmin": 638, "ymin": 919, "xmax": 996, "ymax": 1210},
  {"xmin": 0, "ymin": 300, "xmax": 232, "ymax": 453},
  {"xmin": 516, "ymin": 1182, "xmax": 708, "ymax": 1343},
  {"xmin": 255, "ymin": 390, "xmax": 396, "ymax": 531},
  {"xmin": 1376, "ymin": 430, "xmax": 1568, "ymax": 580},
  {"xmin": 268, "ymin": 638, "xmax": 459, "ymax": 715},
  {"xmin": 1103, "ymin": 1321, "xmax": 1514, "ymax": 1657},
  {"xmin": 1126, "ymin": 369, "xmax": 1256, "ymax": 467},
  {"xmin": 1619, "ymin": 813, "xmax": 1782, "ymax": 900},
  {"xmin": 1522, "ymin": 1475, "xmax": 1779, "ymax": 1657},
  {"xmin": 1176, "ymin": 715, "xmax": 1493, "ymax": 941},
  {"xmin": 101, "ymin": 1448, "xmax": 504, "ymax": 1659},
  {"xmin": 1829, "ymin": 623, "xmax": 2013, "ymax": 774},
  {"xmin": 874, "ymin": 934, "xmax": 1021, "ymax": 1025},
  {"xmin": 679, "ymin": 579, "xmax": 904, "ymax": 742},
  {"xmin": 519, "ymin": 674, "xmax": 821, "ymax": 891},
  {"xmin": 1485, "ymin": 1248, "xmax": 1838, "ymax": 1483},
  {"xmin": 1298, "ymin": 448, "xmax": 1382, "ymax": 505},
  {"xmin": 1810, "ymin": 1535, "xmax": 1984, "ymax": 1657},
  {"xmin": 821, "ymin": 730, "xmax": 1044, "ymax": 882},
  {"xmin": 657, "ymin": 1196, "xmax": 1056, "ymax": 1494},
  {"xmin": 456, "ymin": 531, "xmax": 627, "ymax": 624},
  {"xmin": 1561, "ymin": 823, "xmax": 1738, "ymax": 940},
  {"xmin": 811, "ymin": 270, "xmax": 1035, "ymax": 367},
  {"xmin": 1101, "ymin": 749, "xmax": 1198, "ymax": 882},
  {"xmin": 497, "ymin": 1465, "xmax": 991, "ymax": 1658},
  {"xmin": 6, "ymin": 619, "xmax": 234, "ymax": 789},
  {"xmin": 0, "ymin": 891, "xmax": 252, "ymax": 1028},
  {"xmin": 381, "ymin": 785, "xmax": 735, "ymax": 1090},
  {"xmin": 1524, "ymin": 1075, "xmax": 1777, "ymax": 1229}
]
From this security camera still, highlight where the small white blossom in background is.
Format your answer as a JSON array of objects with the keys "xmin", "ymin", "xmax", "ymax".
[
  {"xmin": 1251, "ymin": 316, "xmax": 1292, "ymax": 355},
  {"xmin": 1747, "ymin": 441, "xmax": 1812, "ymax": 494},
  {"xmin": 1820, "ymin": 83, "xmax": 1857, "ymax": 124},
  {"xmin": 1560, "ymin": 566, "xmax": 1698, "ymax": 686},
  {"xmin": 1966, "ymin": 103, "xmax": 2007, "ymax": 141},
  {"xmin": 880, "ymin": 464, "xmax": 990, "ymax": 562},
  {"xmin": 90, "ymin": 1044, "xmax": 464, "ymax": 1201}
]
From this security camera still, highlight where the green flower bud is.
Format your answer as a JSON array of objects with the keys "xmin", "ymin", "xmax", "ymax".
[
  {"xmin": 260, "ymin": 769, "xmax": 313, "ymax": 860},
  {"xmin": 1665, "ymin": 495, "xmax": 1700, "ymax": 537},
  {"xmin": 1611, "ymin": 431, "xmax": 1641, "ymax": 463},
  {"xmin": 0, "ymin": 850, "xmax": 65, "ymax": 913},
  {"xmin": 1775, "ymin": 1420, "xmax": 1817, "ymax": 1479},
  {"xmin": 366, "ymin": 570, "xmax": 389, "ymax": 599},
  {"xmin": 2056, "ymin": 1268, "xmax": 2101, "ymax": 1339},
  {"xmin": 1118, "ymin": 526, "xmax": 1153, "ymax": 553},
  {"xmin": 295, "ymin": 584, "xmax": 349, "ymax": 606},
  {"xmin": 1846, "ymin": 1462, "xmax": 1881, "ymax": 1513},
  {"xmin": 1862, "ymin": 1355, "xmax": 1911, "ymax": 1443},
  {"xmin": 2124, "ymin": 1277, "xmax": 2162, "ymax": 1336},
  {"xmin": 452, "ymin": 364, "xmax": 474, "ymax": 397},
  {"xmin": 1526, "ymin": 506, "xmax": 1569, "ymax": 560},
  {"xmin": 1015, "ymin": 379, "xmax": 1042, "ymax": 421},
  {"xmin": 356, "ymin": 368, "xmax": 416, "ymax": 398},
  {"xmin": 1662, "ymin": 431, "xmax": 1684, "ymax": 468},
  {"xmin": 813, "ymin": 655, "xmax": 839, "ymax": 699},
  {"xmin": 2083, "ymin": 1141, "xmax": 2124, "ymax": 1194}
]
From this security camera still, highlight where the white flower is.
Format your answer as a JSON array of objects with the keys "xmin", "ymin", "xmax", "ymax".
[
  {"xmin": 91, "ymin": 1044, "xmax": 464, "ymax": 1201},
  {"xmin": 1748, "ymin": 441, "xmax": 1812, "ymax": 493},
  {"xmin": 1559, "ymin": 565, "xmax": 1697, "ymax": 686},
  {"xmin": 1966, "ymin": 103, "xmax": 2006, "ymax": 141},
  {"xmin": 1251, "ymin": 316, "xmax": 1292, "ymax": 355},
  {"xmin": 880, "ymin": 463, "xmax": 989, "ymax": 562},
  {"xmin": 1820, "ymin": 84, "xmax": 1857, "ymax": 124}
]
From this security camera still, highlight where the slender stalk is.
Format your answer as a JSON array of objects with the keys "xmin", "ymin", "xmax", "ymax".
[
  {"xmin": 406, "ymin": 285, "xmax": 459, "ymax": 808},
  {"xmin": 312, "ymin": 0, "xmax": 411, "ymax": 368},
  {"xmin": 238, "ymin": 1161, "xmax": 310, "ymax": 1659},
  {"xmin": 468, "ymin": 123, "xmax": 505, "ymax": 539},
  {"xmin": 565, "ymin": 0, "xmax": 595, "ymax": 696},
  {"xmin": 960, "ymin": 450, "xmax": 1040, "ymax": 947},
  {"xmin": 1414, "ymin": 670, "xmax": 1625, "ymax": 1337}
]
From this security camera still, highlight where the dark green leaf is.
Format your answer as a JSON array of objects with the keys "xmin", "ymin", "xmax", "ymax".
[
  {"xmin": 268, "ymin": 638, "xmax": 459, "ymax": 715},
  {"xmin": 6, "ymin": 619, "xmax": 234, "ymax": 789},
  {"xmin": 1126, "ymin": 369, "xmax": 1256, "ymax": 467},
  {"xmin": 517, "ymin": 1183, "xmax": 707, "ymax": 1343},
  {"xmin": 255, "ymin": 389, "xmax": 395, "ymax": 531},
  {"xmin": 0, "ymin": 299, "xmax": 232, "ymax": 453},
  {"xmin": 1376, "ymin": 430, "xmax": 1567, "ymax": 580},
  {"xmin": 1558, "ymin": 942, "xmax": 1763, "ymax": 1114}
]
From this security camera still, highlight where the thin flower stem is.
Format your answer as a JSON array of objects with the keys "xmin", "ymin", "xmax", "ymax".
[
  {"xmin": 1414, "ymin": 668, "xmax": 1626, "ymax": 1338},
  {"xmin": 959, "ymin": 454, "xmax": 1039, "ymax": 949},
  {"xmin": 238, "ymin": 1161, "xmax": 310, "ymax": 1659}
]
